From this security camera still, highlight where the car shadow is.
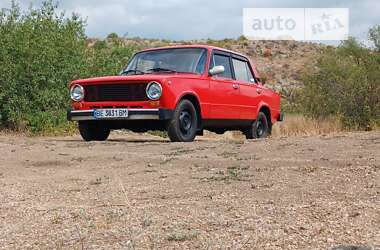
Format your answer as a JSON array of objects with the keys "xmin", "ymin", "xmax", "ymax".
[
  {"xmin": 52, "ymin": 138, "xmax": 170, "ymax": 143},
  {"xmin": 108, "ymin": 138, "xmax": 170, "ymax": 143}
]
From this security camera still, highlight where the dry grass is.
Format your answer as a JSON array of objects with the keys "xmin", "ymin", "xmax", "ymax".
[
  {"xmin": 0, "ymin": 129, "xmax": 28, "ymax": 137},
  {"xmin": 205, "ymin": 114, "xmax": 345, "ymax": 140},
  {"xmin": 0, "ymin": 122, "xmax": 77, "ymax": 137},
  {"xmin": 272, "ymin": 114, "xmax": 344, "ymax": 137}
]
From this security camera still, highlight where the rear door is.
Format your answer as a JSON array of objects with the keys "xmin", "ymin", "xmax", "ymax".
[
  {"xmin": 231, "ymin": 55, "xmax": 261, "ymax": 120},
  {"xmin": 209, "ymin": 51, "xmax": 241, "ymax": 119}
]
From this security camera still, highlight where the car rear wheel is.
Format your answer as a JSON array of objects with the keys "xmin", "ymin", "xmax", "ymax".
[
  {"xmin": 78, "ymin": 121, "xmax": 111, "ymax": 141},
  {"xmin": 244, "ymin": 112, "xmax": 270, "ymax": 139},
  {"xmin": 167, "ymin": 99, "xmax": 198, "ymax": 142}
]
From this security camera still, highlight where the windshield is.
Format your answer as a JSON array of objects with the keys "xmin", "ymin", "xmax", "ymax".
[{"xmin": 122, "ymin": 48, "xmax": 207, "ymax": 75}]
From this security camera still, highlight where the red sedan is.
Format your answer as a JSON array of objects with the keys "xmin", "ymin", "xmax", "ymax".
[{"xmin": 67, "ymin": 45, "xmax": 283, "ymax": 142}]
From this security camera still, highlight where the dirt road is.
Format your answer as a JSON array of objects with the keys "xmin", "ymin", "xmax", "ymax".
[{"xmin": 0, "ymin": 131, "xmax": 379, "ymax": 249}]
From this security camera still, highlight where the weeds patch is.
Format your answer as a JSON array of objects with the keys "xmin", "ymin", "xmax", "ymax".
[
  {"xmin": 167, "ymin": 229, "xmax": 199, "ymax": 242},
  {"xmin": 89, "ymin": 176, "xmax": 110, "ymax": 185},
  {"xmin": 199, "ymin": 165, "xmax": 252, "ymax": 183}
]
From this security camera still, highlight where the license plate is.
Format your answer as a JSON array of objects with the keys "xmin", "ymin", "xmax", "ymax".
[{"xmin": 94, "ymin": 109, "xmax": 129, "ymax": 119}]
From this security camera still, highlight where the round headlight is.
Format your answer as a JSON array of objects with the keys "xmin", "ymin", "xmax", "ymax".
[
  {"xmin": 70, "ymin": 85, "xmax": 84, "ymax": 102},
  {"xmin": 146, "ymin": 81, "xmax": 162, "ymax": 100}
]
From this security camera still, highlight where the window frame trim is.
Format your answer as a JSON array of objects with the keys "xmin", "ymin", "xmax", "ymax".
[
  {"xmin": 124, "ymin": 47, "xmax": 209, "ymax": 75},
  {"xmin": 210, "ymin": 49, "xmax": 258, "ymax": 83}
]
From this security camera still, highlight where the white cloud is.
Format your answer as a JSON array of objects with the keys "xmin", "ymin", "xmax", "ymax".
[{"xmin": 0, "ymin": 0, "xmax": 379, "ymax": 41}]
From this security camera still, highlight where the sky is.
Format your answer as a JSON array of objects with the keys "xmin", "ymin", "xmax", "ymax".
[{"xmin": 0, "ymin": 0, "xmax": 379, "ymax": 42}]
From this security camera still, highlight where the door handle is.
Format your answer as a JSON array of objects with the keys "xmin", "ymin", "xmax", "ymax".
[
  {"xmin": 256, "ymin": 88, "xmax": 262, "ymax": 94},
  {"xmin": 232, "ymin": 84, "xmax": 239, "ymax": 89}
]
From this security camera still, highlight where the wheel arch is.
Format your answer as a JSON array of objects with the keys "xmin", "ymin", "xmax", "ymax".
[
  {"xmin": 258, "ymin": 105, "xmax": 272, "ymax": 131},
  {"xmin": 177, "ymin": 93, "xmax": 202, "ymax": 129}
]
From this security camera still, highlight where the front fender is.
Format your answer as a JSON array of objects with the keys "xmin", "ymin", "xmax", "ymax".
[{"xmin": 175, "ymin": 91, "xmax": 201, "ymax": 106}]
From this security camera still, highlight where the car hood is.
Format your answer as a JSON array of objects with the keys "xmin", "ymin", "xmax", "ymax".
[{"xmin": 71, "ymin": 73, "xmax": 201, "ymax": 85}]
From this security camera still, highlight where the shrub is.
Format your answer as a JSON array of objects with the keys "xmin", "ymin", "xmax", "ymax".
[
  {"xmin": 0, "ymin": 1, "xmax": 87, "ymax": 132},
  {"xmin": 0, "ymin": 1, "xmax": 140, "ymax": 133},
  {"xmin": 369, "ymin": 25, "xmax": 380, "ymax": 52},
  {"xmin": 300, "ymin": 34, "xmax": 380, "ymax": 129},
  {"xmin": 85, "ymin": 40, "xmax": 141, "ymax": 77},
  {"xmin": 238, "ymin": 35, "xmax": 248, "ymax": 42},
  {"xmin": 106, "ymin": 32, "xmax": 119, "ymax": 40}
]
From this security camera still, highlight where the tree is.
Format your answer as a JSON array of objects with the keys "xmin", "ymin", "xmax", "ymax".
[{"xmin": 369, "ymin": 25, "xmax": 380, "ymax": 52}]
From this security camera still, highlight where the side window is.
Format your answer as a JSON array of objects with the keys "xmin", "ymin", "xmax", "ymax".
[
  {"xmin": 195, "ymin": 50, "xmax": 207, "ymax": 74},
  {"xmin": 246, "ymin": 63, "xmax": 255, "ymax": 83},
  {"xmin": 232, "ymin": 58, "xmax": 255, "ymax": 83},
  {"xmin": 213, "ymin": 54, "xmax": 233, "ymax": 79}
]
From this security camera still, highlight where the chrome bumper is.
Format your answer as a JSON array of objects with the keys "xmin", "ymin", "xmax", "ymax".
[{"xmin": 67, "ymin": 109, "xmax": 173, "ymax": 121}]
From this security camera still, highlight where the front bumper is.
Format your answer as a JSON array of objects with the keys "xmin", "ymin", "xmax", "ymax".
[{"xmin": 67, "ymin": 108, "xmax": 173, "ymax": 121}]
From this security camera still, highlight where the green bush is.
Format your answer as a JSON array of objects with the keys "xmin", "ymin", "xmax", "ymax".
[
  {"xmin": 300, "ymin": 33, "xmax": 380, "ymax": 129},
  {"xmin": 0, "ymin": 1, "xmax": 140, "ymax": 133},
  {"xmin": 0, "ymin": 1, "xmax": 87, "ymax": 132},
  {"xmin": 85, "ymin": 39, "xmax": 141, "ymax": 77}
]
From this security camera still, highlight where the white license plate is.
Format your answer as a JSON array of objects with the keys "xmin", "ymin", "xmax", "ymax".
[{"xmin": 94, "ymin": 109, "xmax": 129, "ymax": 119}]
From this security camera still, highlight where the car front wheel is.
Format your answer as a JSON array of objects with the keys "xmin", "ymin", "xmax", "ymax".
[
  {"xmin": 244, "ymin": 112, "xmax": 270, "ymax": 139},
  {"xmin": 167, "ymin": 99, "xmax": 198, "ymax": 142},
  {"xmin": 78, "ymin": 121, "xmax": 111, "ymax": 141}
]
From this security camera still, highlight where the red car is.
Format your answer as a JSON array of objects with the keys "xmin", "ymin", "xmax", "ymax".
[{"xmin": 67, "ymin": 45, "xmax": 283, "ymax": 142}]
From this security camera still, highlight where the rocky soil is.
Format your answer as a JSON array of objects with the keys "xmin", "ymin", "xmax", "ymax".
[{"xmin": 0, "ymin": 131, "xmax": 379, "ymax": 249}]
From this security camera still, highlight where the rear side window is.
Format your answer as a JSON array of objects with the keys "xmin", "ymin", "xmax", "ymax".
[
  {"xmin": 213, "ymin": 54, "xmax": 233, "ymax": 79},
  {"xmin": 232, "ymin": 58, "xmax": 255, "ymax": 83}
]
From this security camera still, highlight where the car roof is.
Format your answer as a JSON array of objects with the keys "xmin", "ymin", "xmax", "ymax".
[{"xmin": 139, "ymin": 44, "xmax": 249, "ymax": 59}]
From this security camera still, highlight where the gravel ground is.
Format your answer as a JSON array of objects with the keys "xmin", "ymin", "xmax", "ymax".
[{"xmin": 0, "ymin": 131, "xmax": 379, "ymax": 249}]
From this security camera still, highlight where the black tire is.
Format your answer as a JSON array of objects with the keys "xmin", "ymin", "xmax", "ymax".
[
  {"xmin": 78, "ymin": 121, "xmax": 111, "ymax": 141},
  {"xmin": 167, "ymin": 99, "xmax": 198, "ymax": 142},
  {"xmin": 244, "ymin": 112, "xmax": 270, "ymax": 139}
]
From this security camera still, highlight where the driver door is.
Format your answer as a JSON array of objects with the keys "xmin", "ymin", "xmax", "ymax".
[{"xmin": 209, "ymin": 51, "xmax": 241, "ymax": 119}]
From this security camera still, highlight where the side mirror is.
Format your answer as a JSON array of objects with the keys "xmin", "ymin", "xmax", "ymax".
[{"xmin": 209, "ymin": 65, "xmax": 225, "ymax": 76}]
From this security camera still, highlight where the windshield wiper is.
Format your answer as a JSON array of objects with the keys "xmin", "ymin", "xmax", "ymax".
[
  {"xmin": 121, "ymin": 69, "xmax": 145, "ymax": 75},
  {"xmin": 146, "ymin": 68, "xmax": 177, "ymax": 73}
]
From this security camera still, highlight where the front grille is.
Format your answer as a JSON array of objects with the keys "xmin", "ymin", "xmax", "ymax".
[{"xmin": 84, "ymin": 83, "xmax": 149, "ymax": 102}]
